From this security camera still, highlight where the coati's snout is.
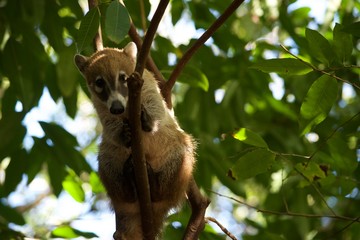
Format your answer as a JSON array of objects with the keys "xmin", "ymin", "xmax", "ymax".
[{"xmin": 110, "ymin": 100, "xmax": 124, "ymax": 114}]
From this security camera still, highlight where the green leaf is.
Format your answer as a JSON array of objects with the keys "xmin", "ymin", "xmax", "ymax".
[
  {"xmin": 342, "ymin": 21, "xmax": 360, "ymax": 37},
  {"xmin": 333, "ymin": 23, "xmax": 352, "ymax": 64},
  {"xmin": 3, "ymin": 149, "xmax": 27, "ymax": 196},
  {"xmin": 250, "ymin": 58, "xmax": 312, "ymax": 75},
  {"xmin": 163, "ymin": 66, "xmax": 209, "ymax": 91},
  {"xmin": 51, "ymin": 225, "xmax": 98, "ymax": 238},
  {"xmin": 76, "ymin": 7, "xmax": 100, "ymax": 53},
  {"xmin": 2, "ymin": 38, "xmax": 39, "ymax": 111},
  {"xmin": 47, "ymin": 147, "xmax": 67, "ymax": 196},
  {"xmin": 228, "ymin": 149, "xmax": 276, "ymax": 180},
  {"xmin": 40, "ymin": 122, "xmax": 78, "ymax": 148},
  {"xmin": 105, "ymin": 1, "xmax": 130, "ymax": 44},
  {"xmin": 63, "ymin": 173, "xmax": 85, "ymax": 202},
  {"xmin": 233, "ymin": 128, "xmax": 268, "ymax": 148},
  {"xmin": 295, "ymin": 162, "xmax": 327, "ymax": 183},
  {"xmin": 56, "ymin": 45, "xmax": 79, "ymax": 97},
  {"xmin": 0, "ymin": 202, "xmax": 26, "ymax": 225},
  {"xmin": 305, "ymin": 28, "xmax": 335, "ymax": 66},
  {"xmin": 327, "ymin": 135, "xmax": 357, "ymax": 174},
  {"xmin": 299, "ymin": 75, "xmax": 338, "ymax": 135},
  {"xmin": 26, "ymin": 138, "xmax": 48, "ymax": 183},
  {"xmin": 0, "ymin": 112, "xmax": 26, "ymax": 161},
  {"xmin": 89, "ymin": 172, "xmax": 105, "ymax": 193}
]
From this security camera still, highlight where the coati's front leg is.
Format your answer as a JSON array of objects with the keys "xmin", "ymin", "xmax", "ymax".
[
  {"xmin": 120, "ymin": 118, "xmax": 132, "ymax": 148},
  {"xmin": 141, "ymin": 104, "xmax": 154, "ymax": 132}
]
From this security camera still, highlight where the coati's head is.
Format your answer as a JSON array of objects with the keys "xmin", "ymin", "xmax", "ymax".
[{"xmin": 74, "ymin": 42, "xmax": 137, "ymax": 115}]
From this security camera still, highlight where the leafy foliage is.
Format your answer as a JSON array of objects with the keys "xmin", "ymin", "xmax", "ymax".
[{"xmin": 0, "ymin": 0, "xmax": 359, "ymax": 239}]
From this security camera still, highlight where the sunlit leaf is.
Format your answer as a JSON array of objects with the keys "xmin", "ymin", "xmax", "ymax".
[
  {"xmin": 250, "ymin": 58, "xmax": 312, "ymax": 75},
  {"xmin": 228, "ymin": 149, "xmax": 276, "ymax": 180},
  {"xmin": 233, "ymin": 128, "xmax": 268, "ymax": 148},
  {"xmin": 105, "ymin": 0, "xmax": 130, "ymax": 44},
  {"xmin": 51, "ymin": 225, "xmax": 98, "ymax": 238},
  {"xmin": 89, "ymin": 172, "xmax": 105, "ymax": 193},
  {"xmin": 63, "ymin": 174, "xmax": 85, "ymax": 202},
  {"xmin": 299, "ymin": 75, "xmax": 338, "ymax": 135}
]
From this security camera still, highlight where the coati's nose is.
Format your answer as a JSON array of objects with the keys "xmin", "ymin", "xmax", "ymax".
[{"xmin": 110, "ymin": 100, "xmax": 124, "ymax": 114}]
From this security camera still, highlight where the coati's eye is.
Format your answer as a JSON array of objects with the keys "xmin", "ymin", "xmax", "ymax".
[
  {"xmin": 94, "ymin": 77, "xmax": 105, "ymax": 93},
  {"xmin": 119, "ymin": 72, "xmax": 127, "ymax": 83}
]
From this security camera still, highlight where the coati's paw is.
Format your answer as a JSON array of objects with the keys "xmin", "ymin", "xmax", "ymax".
[
  {"xmin": 122, "ymin": 155, "xmax": 137, "ymax": 202},
  {"xmin": 141, "ymin": 105, "xmax": 154, "ymax": 132},
  {"xmin": 120, "ymin": 119, "xmax": 132, "ymax": 148}
]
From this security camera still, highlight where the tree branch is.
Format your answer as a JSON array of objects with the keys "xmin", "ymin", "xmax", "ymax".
[
  {"xmin": 128, "ymin": 23, "xmax": 166, "ymax": 88},
  {"xmin": 163, "ymin": 0, "xmax": 245, "ymax": 106},
  {"xmin": 127, "ymin": 72, "xmax": 155, "ymax": 240},
  {"xmin": 126, "ymin": 1, "xmax": 169, "ymax": 239},
  {"xmin": 183, "ymin": 178, "xmax": 210, "ymax": 240},
  {"xmin": 88, "ymin": 0, "xmax": 103, "ymax": 51}
]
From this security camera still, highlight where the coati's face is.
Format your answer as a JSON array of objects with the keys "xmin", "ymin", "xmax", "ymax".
[{"xmin": 74, "ymin": 42, "xmax": 138, "ymax": 115}]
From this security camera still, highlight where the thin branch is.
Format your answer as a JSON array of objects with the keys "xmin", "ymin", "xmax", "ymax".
[
  {"xmin": 135, "ymin": 0, "xmax": 170, "ymax": 75},
  {"xmin": 280, "ymin": 44, "xmax": 360, "ymax": 90},
  {"xmin": 163, "ymin": 0, "xmax": 245, "ymax": 105},
  {"xmin": 128, "ymin": 23, "xmax": 166, "ymax": 87},
  {"xmin": 205, "ymin": 217, "xmax": 238, "ymax": 240},
  {"xmin": 209, "ymin": 190, "xmax": 360, "ymax": 223},
  {"xmin": 87, "ymin": 0, "xmax": 103, "ymax": 51}
]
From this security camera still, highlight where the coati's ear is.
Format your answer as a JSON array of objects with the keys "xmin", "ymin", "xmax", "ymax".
[
  {"xmin": 123, "ymin": 42, "xmax": 137, "ymax": 60},
  {"xmin": 74, "ymin": 54, "xmax": 88, "ymax": 73}
]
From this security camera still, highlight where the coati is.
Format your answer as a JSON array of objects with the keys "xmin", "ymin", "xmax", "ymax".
[{"xmin": 74, "ymin": 42, "xmax": 196, "ymax": 239}]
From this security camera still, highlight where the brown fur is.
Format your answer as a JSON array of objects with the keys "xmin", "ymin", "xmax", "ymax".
[{"xmin": 74, "ymin": 42, "xmax": 195, "ymax": 239}]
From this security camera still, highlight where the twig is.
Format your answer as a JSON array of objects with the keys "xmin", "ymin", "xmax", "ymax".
[
  {"xmin": 209, "ymin": 190, "xmax": 360, "ymax": 223},
  {"xmin": 280, "ymin": 44, "xmax": 360, "ymax": 90},
  {"xmin": 87, "ymin": 0, "xmax": 103, "ymax": 51},
  {"xmin": 205, "ymin": 217, "xmax": 237, "ymax": 240},
  {"xmin": 163, "ymin": 0, "xmax": 245, "ymax": 106}
]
